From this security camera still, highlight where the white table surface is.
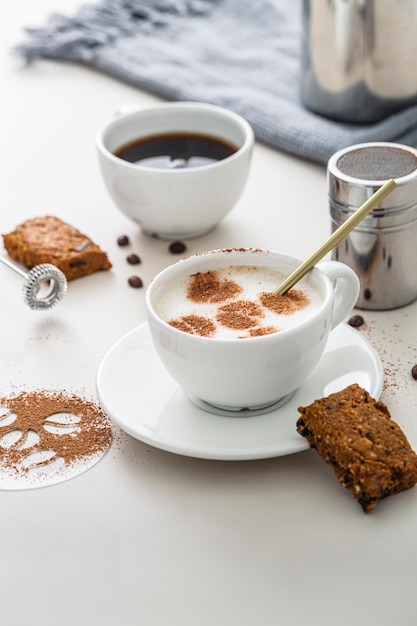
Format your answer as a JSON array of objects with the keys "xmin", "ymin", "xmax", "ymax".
[{"xmin": 1, "ymin": 3, "xmax": 417, "ymax": 625}]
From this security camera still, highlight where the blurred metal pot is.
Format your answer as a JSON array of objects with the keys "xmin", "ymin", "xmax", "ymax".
[{"xmin": 301, "ymin": 0, "xmax": 417, "ymax": 123}]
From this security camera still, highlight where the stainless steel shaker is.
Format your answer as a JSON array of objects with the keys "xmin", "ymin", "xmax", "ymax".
[
  {"xmin": 301, "ymin": 0, "xmax": 417, "ymax": 122},
  {"xmin": 328, "ymin": 142, "xmax": 417, "ymax": 309}
]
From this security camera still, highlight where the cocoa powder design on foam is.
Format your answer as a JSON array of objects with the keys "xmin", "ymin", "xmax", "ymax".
[
  {"xmin": 187, "ymin": 271, "xmax": 242, "ymax": 304},
  {"xmin": 259, "ymin": 289, "xmax": 310, "ymax": 315},
  {"xmin": 216, "ymin": 300, "xmax": 264, "ymax": 330},
  {"xmin": 0, "ymin": 391, "xmax": 112, "ymax": 477},
  {"xmin": 168, "ymin": 315, "xmax": 216, "ymax": 337},
  {"xmin": 168, "ymin": 270, "xmax": 311, "ymax": 338},
  {"xmin": 246, "ymin": 326, "xmax": 278, "ymax": 338}
]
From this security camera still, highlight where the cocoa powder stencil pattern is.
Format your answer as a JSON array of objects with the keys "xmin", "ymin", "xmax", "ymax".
[
  {"xmin": 0, "ymin": 320, "xmax": 115, "ymax": 490},
  {"xmin": 0, "ymin": 390, "xmax": 112, "ymax": 490}
]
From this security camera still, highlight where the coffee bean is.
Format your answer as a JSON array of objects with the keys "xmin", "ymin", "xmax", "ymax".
[
  {"xmin": 412, "ymin": 365, "xmax": 417, "ymax": 380},
  {"xmin": 348, "ymin": 314, "xmax": 364, "ymax": 328},
  {"xmin": 128, "ymin": 276, "xmax": 143, "ymax": 288},
  {"xmin": 127, "ymin": 253, "xmax": 141, "ymax": 265},
  {"xmin": 117, "ymin": 235, "xmax": 130, "ymax": 246},
  {"xmin": 169, "ymin": 241, "xmax": 187, "ymax": 254}
]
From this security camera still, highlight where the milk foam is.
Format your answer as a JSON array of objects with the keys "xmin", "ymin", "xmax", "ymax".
[{"xmin": 155, "ymin": 265, "xmax": 324, "ymax": 339}]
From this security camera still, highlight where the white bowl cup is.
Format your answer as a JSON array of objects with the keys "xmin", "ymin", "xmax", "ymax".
[
  {"xmin": 96, "ymin": 102, "xmax": 254, "ymax": 240},
  {"xmin": 146, "ymin": 248, "xmax": 360, "ymax": 413}
]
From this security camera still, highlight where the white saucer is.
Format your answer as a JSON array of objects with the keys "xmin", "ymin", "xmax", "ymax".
[{"xmin": 96, "ymin": 323, "xmax": 383, "ymax": 461}]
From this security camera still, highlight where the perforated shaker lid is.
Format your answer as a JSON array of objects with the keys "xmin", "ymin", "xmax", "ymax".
[{"xmin": 327, "ymin": 142, "xmax": 417, "ymax": 210}]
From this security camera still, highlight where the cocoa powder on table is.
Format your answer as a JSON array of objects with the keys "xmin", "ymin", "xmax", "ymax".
[{"xmin": 0, "ymin": 390, "xmax": 112, "ymax": 478}]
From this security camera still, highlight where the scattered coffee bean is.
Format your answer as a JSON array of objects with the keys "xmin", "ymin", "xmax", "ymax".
[
  {"xmin": 169, "ymin": 241, "xmax": 187, "ymax": 254},
  {"xmin": 117, "ymin": 235, "xmax": 130, "ymax": 246},
  {"xmin": 412, "ymin": 365, "xmax": 417, "ymax": 380},
  {"xmin": 128, "ymin": 276, "xmax": 143, "ymax": 288},
  {"xmin": 127, "ymin": 253, "xmax": 141, "ymax": 265},
  {"xmin": 348, "ymin": 314, "xmax": 365, "ymax": 328}
]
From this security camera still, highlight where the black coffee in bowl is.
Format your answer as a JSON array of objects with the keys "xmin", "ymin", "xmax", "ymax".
[{"xmin": 114, "ymin": 132, "xmax": 237, "ymax": 169}]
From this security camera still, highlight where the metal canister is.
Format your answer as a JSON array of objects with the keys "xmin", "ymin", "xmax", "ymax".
[
  {"xmin": 328, "ymin": 142, "xmax": 417, "ymax": 310},
  {"xmin": 301, "ymin": 0, "xmax": 417, "ymax": 123}
]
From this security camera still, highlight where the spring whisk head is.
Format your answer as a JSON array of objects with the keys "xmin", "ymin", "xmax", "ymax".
[
  {"xmin": 1, "ymin": 255, "xmax": 67, "ymax": 310},
  {"xmin": 22, "ymin": 264, "xmax": 67, "ymax": 310}
]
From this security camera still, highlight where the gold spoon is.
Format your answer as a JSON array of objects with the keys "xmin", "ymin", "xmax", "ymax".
[{"xmin": 273, "ymin": 178, "xmax": 397, "ymax": 295}]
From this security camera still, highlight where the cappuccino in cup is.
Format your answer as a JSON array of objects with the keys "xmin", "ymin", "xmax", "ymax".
[
  {"xmin": 146, "ymin": 248, "xmax": 359, "ymax": 411},
  {"xmin": 154, "ymin": 265, "xmax": 323, "ymax": 340}
]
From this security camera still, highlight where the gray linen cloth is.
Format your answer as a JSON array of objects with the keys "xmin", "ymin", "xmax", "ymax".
[{"xmin": 16, "ymin": 0, "xmax": 417, "ymax": 165}]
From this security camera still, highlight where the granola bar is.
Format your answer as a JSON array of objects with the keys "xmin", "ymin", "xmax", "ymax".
[
  {"xmin": 2, "ymin": 216, "xmax": 112, "ymax": 281},
  {"xmin": 296, "ymin": 384, "xmax": 417, "ymax": 513}
]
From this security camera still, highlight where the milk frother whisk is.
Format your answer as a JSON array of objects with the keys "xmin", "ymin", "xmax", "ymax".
[{"xmin": 0, "ymin": 255, "xmax": 67, "ymax": 310}]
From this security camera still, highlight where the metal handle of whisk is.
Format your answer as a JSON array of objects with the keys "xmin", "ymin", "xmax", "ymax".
[{"xmin": 0, "ymin": 256, "xmax": 67, "ymax": 310}]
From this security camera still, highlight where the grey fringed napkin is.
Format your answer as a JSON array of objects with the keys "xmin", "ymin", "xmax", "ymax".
[{"xmin": 16, "ymin": 0, "xmax": 417, "ymax": 164}]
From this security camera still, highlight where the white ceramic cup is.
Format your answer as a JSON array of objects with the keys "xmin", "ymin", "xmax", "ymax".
[
  {"xmin": 145, "ymin": 248, "xmax": 360, "ymax": 412},
  {"xmin": 96, "ymin": 102, "xmax": 254, "ymax": 240}
]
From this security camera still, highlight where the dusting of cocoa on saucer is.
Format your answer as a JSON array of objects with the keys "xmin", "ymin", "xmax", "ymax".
[
  {"xmin": 216, "ymin": 300, "xmax": 264, "ymax": 330},
  {"xmin": 187, "ymin": 271, "xmax": 242, "ymax": 304},
  {"xmin": 0, "ymin": 390, "xmax": 112, "ymax": 477},
  {"xmin": 259, "ymin": 289, "xmax": 310, "ymax": 315},
  {"xmin": 168, "ymin": 315, "xmax": 216, "ymax": 337}
]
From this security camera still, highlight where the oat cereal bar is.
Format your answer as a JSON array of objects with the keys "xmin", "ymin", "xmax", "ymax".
[
  {"xmin": 296, "ymin": 384, "xmax": 417, "ymax": 513},
  {"xmin": 2, "ymin": 216, "xmax": 112, "ymax": 280}
]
